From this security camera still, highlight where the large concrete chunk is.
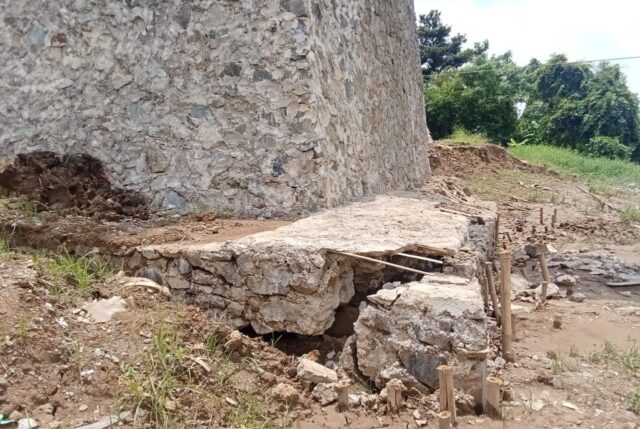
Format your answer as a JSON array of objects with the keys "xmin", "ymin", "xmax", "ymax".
[
  {"xmin": 0, "ymin": 0, "xmax": 428, "ymax": 217},
  {"xmin": 135, "ymin": 196, "xmax": 496, "ymax": 335},
  {"xmin": 354, "ymin": 274, "xmax": 489, "ymax": 392}
]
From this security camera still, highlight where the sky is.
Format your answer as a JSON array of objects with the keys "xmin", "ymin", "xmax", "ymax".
[{"xmin": 413, "ymin": 0, "xmax": 640, "ymax": 94}]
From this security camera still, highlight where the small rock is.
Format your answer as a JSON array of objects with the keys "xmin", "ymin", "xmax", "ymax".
[
  {"xmin": 9, "ymin": 411, "xmax": 25, "ymax": 421},
  {"xmin": 0, "ymin": 376, "xmax": 7, "ymax": 393},
  {"xmin": 525, "ymin": 243, "xmax": 557, "ymax": 257},
  {"xmin": 311, "ymin": 383, "xmax": 338, "ymax": 405},
  {"xmin": 494, "ymin": 356, "xmax": 506, "ymax": 367},
  {"xmin": 561, "ymin": 401, "xmax": 578, "ymax": 410},
  {"xmin": 530, "ymin": 399, "xmax": 545, "ymax": 411},
  {"xmin": 48, "ymin": 422, "xmax": 62, "ymax": 429},
  {"xmin": 36, "ymin": 404, "xmax": 54, "ymax": 415},
  {"xmin": 620, "ymin": 291, "xmax": 633, "ymax": 298},
  {"xmin": 569, "ymin": 293, "xmax": 586, "ymax": 303},
  {"xmin": 556, "ymin": 274, "xmax": 577, "ymax": 287},
  {"xmin": 78, "ymin": 404, "xmax": 89, "ymax": 412},
  {"xmin": 296, "ymin": 359, "xmax": 338, "ymax": 384},
  {"xmin": 225, "ymin": 396, "xmax": 238, "ymax": 407},
  {"xmin": 269, "ymin": 383, "xmax": 300, "ymax": 407},
  {"xmin": 18, "ymin": 418, "xmax": 39, "ymax": 429}
]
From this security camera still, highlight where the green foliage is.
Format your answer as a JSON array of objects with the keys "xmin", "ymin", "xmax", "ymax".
[
  {"xmin": 417, "ymin": 10, "xmax": 488, "ymax": 80},
  {"xmin": 631, "ymin": 389, "xmax": 640, "ymax": 414},
  {"xmin": 519, "ymin": 56, "xmax": 640, "ymax": 157},
  {"xmin": 509, "ymin": 145, "xmax": 640, "ymax": 187},
  {"xmin": 582, "ymin": 136, "xmax": 631, "ymax": 160},
  {"xmin": 425, "ymin": 54, "xmax": 519, "ymax": 143}
]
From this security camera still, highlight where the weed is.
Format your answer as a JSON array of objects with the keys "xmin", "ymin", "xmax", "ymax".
[
  {"xmin": 65, "ymin": 339, "xmax": 85, "ymax": 382},
  {"xmin": 588, "ymin": 182, "xmax": 616, "ymax": 198},
  {"xmin": 0, "ymin": 235, "xmax": 12, "ymax": 258},
  {"xmin": 585, "ymin": 342, "xmax": 640, "ymax": 376},
  {"xmin": 551, "ymin": 355, "xmax": 573, "ymax": 374},
  {"xmin": 269, "ymin": 333, "xmax": 282, "ymax": 348},
  {"xmin": 205, "ymin": 332, "xmax": 222, "ymax": 356},
  {"xmin": 621, "ymin": 206, "xmax": 640, "ymax": 224},
  {"xmin": 227, "ymin": 393, "xmax": 273, "ymax": 429},
  {"xmin": 630, "ymin": 388, "xmax": 640, "ymax": 414},
  {"xmin": 33, "ymin": 249, "xmax": 114, "ymax": 300},
  {"xmin": 15, "ymin": 317, "xmax": 29, "ymax": 343}
]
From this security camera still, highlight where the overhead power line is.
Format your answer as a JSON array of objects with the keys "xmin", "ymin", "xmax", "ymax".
[{"xmin": 429, "ymin": 54, "xmax": 640, "ymax": 76}]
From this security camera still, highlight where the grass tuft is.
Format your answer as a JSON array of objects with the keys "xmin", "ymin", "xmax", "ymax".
[
  {"xmin": 33, "ymin": 249, "xmax": 115, "ymax": 300},
  {"xmin": 441, "ymin": 128, "xmax": 492, "ymax": 146},
  {"xmin": 621, "ymin": 206, "xmax": 640, "ymax": 224},
  {"xmin": 585, "ymin": 342, "xmax": 640, "ymax": 376},
  {"xmin": 551, "ymin": 354, "xmax": 574, "ymax": 374},
  {"xmin": 630, "ymin": 388, "xmax": 640, "ymax": 414}
]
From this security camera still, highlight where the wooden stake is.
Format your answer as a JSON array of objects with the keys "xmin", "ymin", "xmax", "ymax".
[
  {"xmin": 494, "ymin": 213, "xmax": 500, "ymax": 242},
  {"xmin": 553, "ymin": 314, "xmax": 562, "ymax": 329},
  {"xmin": 540, "ymin": 280, "xmax": 548, "ymax": 308},
  {"xmin": 329, "ymin": 251, "xmax": 431, "ymax": 276},
  {"xmin": 336, "ymin": 381, "xmax": 350, "ymax": 411},
  {"xmin": 511, "ymin": 313, "xmax": 517, "ymax": 341},
  {"xmin": 386, "ymin": 379, "xmax": 406, "ymax": 413},
  {"xmin": 502, "ymin": 385, "xmax": 514, "ymax": 402},
  {"xmin": 552, "ymin": 208, "xmax": 558, "ymax": 227},
  {"xmin": 499, "ymin": 250, "xmax": 514, "ymax": 362},
  {"xmin": 484, "ymin": 376, "xmax": 504, "ymax": 418},
  {"xmin": 539, "ymin": 207, "xmax": 544, "ymax": 224},
  {"xmin": 437, "ymin": 365, "xmax": 456, "ymax": 424},
  {"xmin": 484, "ymin": 262, "xmax": 501, "ymax": 325},
  {"xmin": 438, "ymin": 411, "xmax": 452, "ymax": 429},
  {"xmin": 537, "ymin": 252, "xmax": 551, "ymax": 284}
]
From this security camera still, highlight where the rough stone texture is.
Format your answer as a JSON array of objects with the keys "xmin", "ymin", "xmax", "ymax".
[
  {"xmin": 0, "ymin": 0, "xmax": 429, "ymax": 217},
  {"xmin": 354, "ymin": 274, "xmax": 488, "ymax": 395},
  {"xmin": 135, "ymin": 196, "xmax": 495, "ymax": 335},
  {"xmin": 297, "ymin": 359, "xmax": 338, "ymax": 384}
]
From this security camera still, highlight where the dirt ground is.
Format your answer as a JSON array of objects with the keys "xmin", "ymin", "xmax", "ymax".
[{"xmin": 1, "ymin": 144, "xmax": 639, "ymax": 428}]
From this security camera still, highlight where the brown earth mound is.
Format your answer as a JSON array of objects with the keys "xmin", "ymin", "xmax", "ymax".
[{"xmin": 0, "ymin": 151, "xmax": 148, "ymax": 220}]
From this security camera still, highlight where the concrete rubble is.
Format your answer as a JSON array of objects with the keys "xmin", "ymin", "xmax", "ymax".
[{"xmin": 129, "ymin": 195, "xmax": 496, "ymax": 396}]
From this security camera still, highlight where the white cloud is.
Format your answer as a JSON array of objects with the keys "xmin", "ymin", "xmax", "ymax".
[{"xmin": 414, "ymin": 0, "xmax": 640, "ymax": 94}]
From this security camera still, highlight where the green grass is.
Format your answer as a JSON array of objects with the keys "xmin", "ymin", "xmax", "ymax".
[
  {"xmin": 621, "ymin": 206, "xmax": 640, "ymax": 224},
  {"xmin": 33, "ymin": 250, "xmax": 115, "ymax": 300},
  {"xmin": 584, "ymin": 342, "xmax": 640, "ymax": 377},
  {"xmin": 0, "ymin": 235, "xmax": 12, "ymax": 260},
  {"xmin": 630, "ymin": 388, "xmax": 640, "ymax": 414},
  {"xmin": 441, "ymin": 128, "xmax": 491, "ymax": 146},
  {"xmin": 551, "ymin": 354, "xmax": 574, "ymax": 374},
  {"xmin": 509, "ymin": 145, "xmax": 640, "ymax": 188}
]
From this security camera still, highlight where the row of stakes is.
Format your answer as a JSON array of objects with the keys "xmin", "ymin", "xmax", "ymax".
[{"xmin": 435, "ymin": 212, "xmax": 560, "ymax": 428}]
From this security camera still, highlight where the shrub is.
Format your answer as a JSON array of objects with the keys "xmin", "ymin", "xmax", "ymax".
[{"xmin": 582, "ymin": 136, "xmax": 631, "ymax": 160}]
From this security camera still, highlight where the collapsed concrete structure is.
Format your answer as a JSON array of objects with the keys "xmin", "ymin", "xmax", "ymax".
[
  {"xmin": 0, "ymin": 0, "xmax": 429, "ymax": 217},
  {"xmin": 132, "ymin": 196, "xmax": 495, "ymax": 399}
]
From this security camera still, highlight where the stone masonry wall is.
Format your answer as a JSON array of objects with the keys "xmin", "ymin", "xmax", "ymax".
[{"xmin": 0, "ymin": 0, "xmax": 429, "ymax": 217}]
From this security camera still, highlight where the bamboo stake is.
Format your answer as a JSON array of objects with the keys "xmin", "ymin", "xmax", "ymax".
[
  {"xmin": 329, "ymin": 251, "xmax": 431, "ymax": 276},
  {"xmin": 499, "ymin": 250, "xmax": 515, "ymax": 362},
  {"xmin": 552, "ymin": 208, "xmax": 558, "ymax": 227},
  {"xmin": 537, "ymin": 252, "xmax": 551, "ymax": 284},
  {"xmin": 539, "ymin": 207, "xmax": 544, "ymax": 224},
  {"xmin": 394, "ymin": 252, "xmax": 443, "ymax": 265},
  {"xmin": 511, "ymin": 313, "xmax": 517, "ymax": 341},
  {"xmin": 484, "ymin": 376, "xmax": 503, "ymax": 418},
  {"xmin": 438, "ymin": 411, "xmax": 452, "ymax": 429},
  {"xmin": 336, "ymin": 381, "xmax": 350, "ymax": 411},
  {"xmin": 386, "ymin": 379, "xmax": 406, "ymax": 413},
  {"xmin": 540, "ymin": 280, "xmax": 548, "ymax": 308},
  {"xmin": 494, "ymin": 213, "xmax": 500, "ymax": 242},
  {"xmin": 553, "ymin": 314, "xmax": 562, "ymax": 329},
  {"xmin": 484, "ymin": 262, "xmax": 501, "ymax": 325},
  {"xmin": 437, "ymin": 365, "xmax": 456, "ymax": 424},
  {"xmin": 502, "ymin": 385, "xmax": 514, "ymax": 402}
]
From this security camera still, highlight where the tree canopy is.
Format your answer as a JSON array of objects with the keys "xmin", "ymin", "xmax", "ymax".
[
  {"xmin": 420, "ymin": 11, "xmax": 640, "ymax": 161},
  {"xmin": 417, "ymin": 10, "xmax": 488, "ymax": 81}
]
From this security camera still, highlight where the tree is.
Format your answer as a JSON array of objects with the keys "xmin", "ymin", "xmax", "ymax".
[
  {"xmin": 519, "ymin": 55, "xmax": 640, "ymax": 159},
  {"xmin": 425, "ymin": 54, "xmax": 520, "ymax": 143},
  {"xmin": 417, "ymin": 10, "xmax": 488, "ymax": 80}
]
